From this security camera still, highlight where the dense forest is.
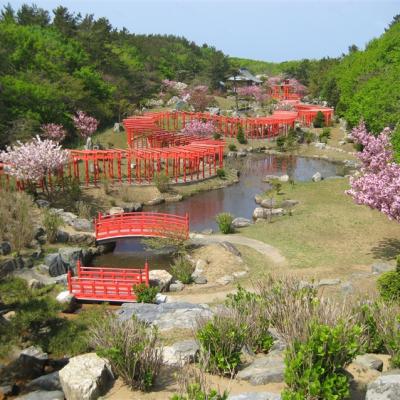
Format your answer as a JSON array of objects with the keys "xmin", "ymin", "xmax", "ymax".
[{"xmin": 0, "ymin": 3, "xmax": 231, "ymax": 147}]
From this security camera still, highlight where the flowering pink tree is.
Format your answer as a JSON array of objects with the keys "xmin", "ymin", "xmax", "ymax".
[
  {"xmin": 237, "ymin": 86, "xmax": 269, "ymax": 103},
  {"xmin": 181, "ymin": 120, "xmax": 216, "ymax": 137},
  {"xmin": 0, "ymin": 136, "xmax": 69, "ymax": 197},
  {"xmin": 41, "ymin": 123, "xmax": 67, "ymax": 142},
  {"xmin": 72, "ymin": 111, "xmax": 98, "ymax": 139},
  {"xmin": 186, "ymin": 85, "xmax": 214, "ymax": 112},
  {"xmin": 346, "ymin": 122, "xmax": 400, "ymax": 221},
  {"xmin": 275, "ymin": 101, "xmax": 295, "ymax": 111}
]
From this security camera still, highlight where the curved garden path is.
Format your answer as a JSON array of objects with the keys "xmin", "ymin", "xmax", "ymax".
[{"xmin": 189, "ymin": 233, "xmax": 287, "ymax": 265}]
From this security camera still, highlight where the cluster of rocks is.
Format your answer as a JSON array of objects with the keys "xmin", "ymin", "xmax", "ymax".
[
  {"xmin": 253, "ymin": 191, "xmax": 299, "ymax": 222},
  {"xmin": 227, "ymin": 147, "xmax": 254, "ymax": 159}
]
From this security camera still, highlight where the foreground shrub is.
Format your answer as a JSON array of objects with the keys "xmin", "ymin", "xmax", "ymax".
[
  {"xmin": 196, "ymin": 309, "xmax": 248, "ymax": 376},
  {"xmin": 90, "ymin": 313, "xmax": 163, "ymax": 390},
  {"xmin": 213, "ymin": 132, "xmax": 222, "ymax": 140},
  {"xmin": 170, "ymin": 256, "xmax": 193, "ymax": 284},
  {"xmin": 282, "ymin": 321, "xmax": 362, "ymax": 400},
  {"xmin": 377, "ymin": 258, "xmax": 400, "ymax": 303},
  {"xmin": 134, "ymin": 283, "xmax": 159, "ymax": 303},
  {"xmin": 313, "ymin": 111, "xmax": 325, "ymax": 128},
  {"xmin": 236, "ymin": 126, "xmax": 247, "ymax": 144},
  {"xmin": 216, "ymin": 168, "xmax": 226, "ymax": 179},
  {"xmin": 226, "ymin": 285, "xmax": 274, "ymax": 353},
  {"xmin": 319, "ymin": 127, "xmax": 331, "ymax": 143},
  {"xmin": 215, "ymin": 213, "xmax": 234, "ymax": 234},
  {"xmin": 154, "ymin": 171, "xmax": 170, "ymax": 193},
  {"xmin": 42, "ymin": 208, "xmax": 64, "ymax": 243},
  {"xmin": 228, "ymin": 143, "xmax": 237, "ymax": 152}
]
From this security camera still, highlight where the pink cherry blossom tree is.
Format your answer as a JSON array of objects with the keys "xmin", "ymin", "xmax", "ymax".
[
  {"xmin": 237, "ymin": 86, "xmax": 269, "ymax": 103},
  {"xmin": 346, "ymin": 122, "xmax": 400, "ymax": 221},
  {"xmin": 0, "ymin": 136, "xmax": 69, "ymax": 197},
  {"xmin": 41, "ymin": 123, "xmax": 67, "ymax": 142},
  {"xmin": 181, "ymin": 120, "xmax": 216, "ymax": 137},
  {"xmin": 186, "ymin": 85, "xmax": 214, "ymax": 112},
  {"xmin": 72, "ymin": 111, "xmax": 98, "ymax": 139}
]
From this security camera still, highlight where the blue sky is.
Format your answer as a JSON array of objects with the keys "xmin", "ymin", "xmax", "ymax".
[{"xmin": 3, "ymin": 0, "xmax": 399, "ymax": 61}]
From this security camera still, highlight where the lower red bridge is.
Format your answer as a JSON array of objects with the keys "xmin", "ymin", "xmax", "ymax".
[
  {"xmin": 95, "ymin": 211, "xmax": 190, "ymax": 242},
  {"xmin": 67, "ymin": 260, "xmax": 150, "ymax": 302}
]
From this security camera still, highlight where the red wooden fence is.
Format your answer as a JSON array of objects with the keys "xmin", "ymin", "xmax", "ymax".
[
  {"xmin": 67, "ymin": 260, "xmax": 149, "ymax": 302},
  {"xmin": 95, "ymin": 211, "xmax": 190, "ymax": 241}
]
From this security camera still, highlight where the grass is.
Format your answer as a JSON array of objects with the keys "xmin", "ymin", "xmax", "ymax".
[
  {"xmin": 240, "ymin": 179, "xmax": 400, "ymax": 271},
  {"xmin": 92, "ymin": 126, "xmax": 128, "ymax": 149}
]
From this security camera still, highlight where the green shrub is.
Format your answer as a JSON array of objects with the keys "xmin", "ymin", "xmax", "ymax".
[
  {"xmin": 170, "ymin": 256, "xmax": 194, "ymax": 284},
  {"xmin": 319, "ymin": 127, "xmax": 331, "ymax": 143},
  {"xmin": 75, "ymin": 200, "xmax": 92, "ymax": 219},
  {"xmin": 215, "ymin": 213, "xmax": 234, "ymax": 234},
  {"xmin": 42, "ymin": 209, "xmax": 64, "ymax": 243},
  {"xmin": 171, "ymin": 383, "xmax": 228, "ymax": 400},
  {"xmin": 216, "ymin": 168, "xmax": 226, "ymax": 179},
  {"xmin": 134, "ymin": 283, "xmax": 159, "ymax": 303},
  {"xmin": 196, "ymin": 309, "xmax": 248, "ymax": 376},
  {"xmin": 90, "ymin": 312, "xmax": 163, "ymax": 390},
  {"xmin": 213, "ymin": 132, "xmax": 222, "ymax": 140},
  {"xmin": 276, "ymin": 136, "xmax": 285, "ymax": 151},
  {"xmin": 269, "ymin": 178, "xmax": 282, "ymax": 195},
  {"xmin": 282, "ymin": 321, "xmax": 362, "ymax": 400},
  {"xmin": 377, "ymin": 269, "xmax": 400, "ymax": 303},
  {"xmin": 304, "ymin": 131, "xmax": 315, "ymax": 145},
  {"xmin": 313, "ymin": 111, "xmax": 325, "ymax": 128},
  {"xmin": 228, "ymin": 143, "xmax": 237, "ymax": 152},
  {"xmin": 154, "ymin": 171, "xmax": 170, "ymax": 193},
  {"xmin": 236, "ymin": 126, "xmax": 247, "ymax": 144}
]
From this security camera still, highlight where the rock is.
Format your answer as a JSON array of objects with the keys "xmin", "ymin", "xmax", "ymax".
[
  {"xmin": 0, "ymin": 242, "xmax": 11, "ymax": 256},
  {"xmin": 371, "ymin": 263, "xmax": 394, "ymax": 274},
  {"xmin": 227, "ymin": 151, "xmax": 237, "ymax": 158},
  {"xmin": 169, "ymin": 281, "xmax": 184, "ymax": 292},
  {"xmin": 3, "ymin": 311, "xmax": 16, "ymax": 321},
  {"xmin": 149, "ymin": 270, "xmax": 173, "ymax": 292},
  {"xmin": 15, "ymin": 391, "xmax": 64, "ymax": 400},
  {"xmin": 37, "ymin": 264, "xmax": 49, "ymax": 274},
  {"xmin": 155, "ymin": 293, "xmax": 167, "ymax": 304},
  {"xmin": 53, "ymin": 274, "xmax": 68, "ymax": 286},
  {"xmin": 58, "ymin": 247, "xmax": 83, "ymax": 273},
  {"xmin": 237, "ymin": 350, "xmax": 285, "ymax": 385},
  {"xmin": 71, "ymin": 218, "xmax": 92, "ymax": 232},
  {"xmin": 145, "ymin": 197, "xmax": 165, "ymax": 206},
  {"xmin": 314, "ymin": 142, "xmax": 326, "ymax": 150},
  {"xmin": 44, "ymin": 253, "xmax": 59, "ymax": 267},
  {"xmin": 0, "ymin": 258, "xmax": 16, "ymax": 278},
  {"xmin": 28, "ymin": 279, "xmax": 44, "ymax": 290},
  {"xmin": 254, "ymin": 194, "xmax": 262, "ymax": 204},
  {"xmin": 59, "ymin": 353, "xmax": 114, "ymax": 400},
  {"xmin": 228, "ymin": 393, "xmax": 281, "ymax": 400},
  {"xmin": 354, "ymin": 354, "xmax": 384, "ymax": 371},
  {"xmin": 262, "ymin": 175, "xmax": 278, "ymax": 183},
  {"xmin": 312, "ymin": 172, "xmax": 322, "ymax": 182},
  {"xmin": 163, "ymin": 339, "xmax": 199, "ymax": 366},
  {"xmin": 237, "ymin": 151, "xmax": 247, "ymax": 157},
  {"xmin": 109, "ymin": 207, "xmax": 124, "ymax": 215},
  {"xmin": 232, "ymin": 218, "xmax": 252, "ymax": 228},
  {"xmin": 340, "ymin": 281, "xmax": 354, "ymax": 294},
  {"xmin": 56, "ymin": 290, "xmax": 78, "ymax": 313},
  {"xmin": 17, "ymin": 346, "xmax": 48, "ymax": 379},
  {"xmin": 55, "ymin": 230, "xmax": 69, "ymax": 243},
  {"xmin": 318, "ymin": 278, "xmax": 341, "ymax": 286},
  {"xmin": 339, "ymin": 140, "xmax": 346, "ymax": 145},
  {"xmin": 233, "ymin": 271, "xmax": 248, "ymax": 279},
  {"xmin": 59, "ymin": 211, "xmax": 78, "ymax": 225},
  {"xmin": 45, "ymin": 254, "xmax": 67, "ymax": 277},
  {"xmin": 366, "ymin": 372, "xmax": 400, "ymax": 400},
  {"xmin": 281, "ymin": 199, "xmax": 299, "ymax": 208},
  {"xmin": 219, "ymin": 242, "xmax": 241, "ymax": 257},
  {"xmin": 165, "ymin": 194, "xmax": 183, "ymax": 203},
  {"xmin": 117, "ymin": 302, "xmax": 213, "ymax": 331},
  {"xmin": 260, "ymin": 198, "xmax": 276, "ymax": 209},
  {"xmin": 122, "ymin": 202, "xmax": 143, "ymax": 212},
  {"xmin": 201, "ymin": 229, "xmax": 213, "ymax": 235},
  {"xmin": 216, "ymin": 275, "xmax": 234, "ymax": 285},
  {"xmin": 193, "ymin": 276, "xmax": 207, "ymax": 284},
  {"xmin": 279, "ymin": 174, "xmax": 289, "ymax": 182},
  {"xmin": 36, "ymin": 200, "xmax": 50, "ymax": 208},
  {"xmin": 0, "ymin": 385, "xmax": 14, "ymax": 397},
  {"xmin": 26, "ymin": 371, "xmax": 61, "ymax": 392},
  {"xmin": 68, "ymin": 232, "xmax": 96, "ymax": 245},
  {"xmin": 253, "ymin": 207, "xmax": 266, "ymax": 219}
]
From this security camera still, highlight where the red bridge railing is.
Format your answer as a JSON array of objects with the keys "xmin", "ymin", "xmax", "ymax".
[
  {"xmin": 95, "ymin": 211, "xmax": 190, "ymax": 242},
  {"xmin": 67, "ymin": 260, "xmax": 150, "ymax": 302}
]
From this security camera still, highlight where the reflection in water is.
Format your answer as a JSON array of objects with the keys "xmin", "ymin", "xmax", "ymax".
[{"xmin": 92, "ymin": 154, "xmax": 345, "ymax": 269}]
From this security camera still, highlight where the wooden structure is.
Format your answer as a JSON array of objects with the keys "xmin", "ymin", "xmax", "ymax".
[
  {"xmin": 67, "ymin": 260, "xmax": 149, "ymax": 302},
  {"xmin": 95, "ymin": 211, "xmax": 189, "ymax": 242}
]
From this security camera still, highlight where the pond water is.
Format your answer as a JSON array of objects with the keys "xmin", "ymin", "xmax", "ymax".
[{"xmin": 92, "ymin": 154, "xmax": 346, "ymax": 270}]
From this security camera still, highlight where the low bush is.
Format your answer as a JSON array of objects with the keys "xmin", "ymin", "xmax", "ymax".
[
  {"xmin": 90, "ymin": 312, "xmax": 163, "ymax": 390},
  {"xmin": 228, "ymin": 143, "xmax": 237, "ymax": 152},
  {"xmin": 215, "ymin": 213, "xmax": 234, "ymax": 234},
  {"xmin": 282, "ymin": 321, "xmax": 362, "ymax": 400},
  {"xmin": 313, "ymin": 111, "xmax": 325, "ymax": 128},
  {"xmin": 276, "ymin": 136, "xmax": 285, "ymax": 151},
  {"xmin": 170, "ymin": 256, "xmax": 194, "ymax": 284},
  {"xmin": 304, "ymin": 130, "xmax": 315, "ymax": 145},
  {"xmin": 75, "ymin": 200, "xmax": 92, "ymax": 219},
  {"xmin": 42, "ymin": 209, "xmax": 64, "ymax": 243},
  {"xmin": 319, "ymin": 127, "xmax": 331, "ymax": 143},
  {"xmin": 377, "ymin": 257, "xmax": 400, "ymax": 303},
  {"xmin": 216, "ymin": 168, "xmax": 226, "ymax": 179},
  {"xmin": 236, "ymin": 126, "xmax": 247, "ymax": 144},
  {"xmin": 213, "ymin": 132, "xmax": 222, "ymax": 140},
  {"xmin": 134, "ymin": 283, "xmax": 159, "ymax": 303},
  {"xmin": 196, "ymin": 308, "xmax": 248, "ymax": 376},
  {"xmin": 154, "ymin": 171, "xmax": 170, "ymax": 193},
  {"xmin": 171, "ymin": 384, "xmax": 228, "ymax": 400}
]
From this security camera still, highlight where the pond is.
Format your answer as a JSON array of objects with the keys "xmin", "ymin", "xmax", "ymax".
[{"xmin": 92, "ymin": 154, "xmax": 346, "ymax": 270}]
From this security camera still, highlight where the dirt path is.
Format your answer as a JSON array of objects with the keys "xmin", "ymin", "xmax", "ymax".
[{"xmin": 190, "ymin": 233, "xmax": 287, "ymax": 265}]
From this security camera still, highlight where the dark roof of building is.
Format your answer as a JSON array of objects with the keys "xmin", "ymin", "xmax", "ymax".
[{"xmin": 228, "ymin": 68, "xmax": 262, "ymax": 83}]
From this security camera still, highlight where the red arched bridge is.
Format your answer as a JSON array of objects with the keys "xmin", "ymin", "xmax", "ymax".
[
  {"xmin": 95, "ymin": 211, "xmax": 190, "ymax": 242},
  {"xmin": 67, "ymin": 260, "xmax": 149, "ymax": 302}
]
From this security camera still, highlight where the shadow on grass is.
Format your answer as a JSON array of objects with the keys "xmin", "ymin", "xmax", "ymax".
[{"xmin": 370, "ymin": 238, "xmax": 400, "ymax": 261}]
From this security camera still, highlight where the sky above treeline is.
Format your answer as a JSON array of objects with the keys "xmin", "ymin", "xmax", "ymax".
[{"xmin": 3, "ymin": 0, "xmax": 399, "ymax": 62}]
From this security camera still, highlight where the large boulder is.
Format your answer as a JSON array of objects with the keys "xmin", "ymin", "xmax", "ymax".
[
  {"xmin": 56, "ymin": 290, "xmax": 78, "ymax": 313},
  {"xmin": 15, "ymin": 391, "xmax": 64, "ymax": 400},
  {"xmin": 0, "ymin": 258, "xmax": 16, "ymax": 279},
  {"xmin": 149, "ymin": 269, "xmax": 173, "ymax": 292},
  {"xmin": 163, "ymin": 339, "xmax": 199, "ymax": 366},
  {"xmin": 312, "ymin": 172, "xmax": 322, "ymax": 182},
  {"xmin": 260, "ymin": 198, "xmax": 276, "ymax": 209},
  {"xmin": 366, "ymin": 372, "xmax": 400, "ymax": 400},
  {"xmin": 59, "ymin": 353, "xmax": 114, "ymax": 400},
  {"xmin": 0, "ymin": 241, "xmax": 11, "ymax": 256},
  {"xmin": 108, "ymin": 207, "xmax": 124, "ymax": 216},
  {"xmin": 16, "ymin": 346, "xmax": 48, "ymax": 379},
  {"xmin": 117, "ymin": 302, "xmax": 213, "ymax": 331},
  {"xmin": 228, "ymin": 393, "xmax": 281, "ymax": 400},
  {"xmin": 232, "ymin": 218, "xmax": 252, "ymax": 228},
  {"xmin": 26, "ymin": 371, "xmax": 61, "ymax": 392},
  {"xmin": 237, "ymin": 350, "xmax": 285, "ymax": 385},
  {"xmin": 253, "ymin": 207, "xmax": 266, "ymax": 219},
  {"xmin": 58, "ymin": 247, "xmax": 83, "ymax": 273},
  {"xmin": 353, "ymin": 354, "xmax": 383, "ymax": 372},
  {"xmin": 71, "ymin": 218, "xmax": 92, "ymax": 232}
]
